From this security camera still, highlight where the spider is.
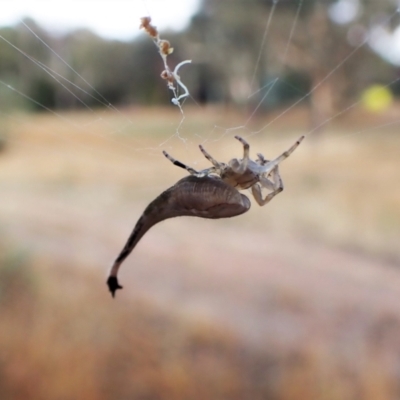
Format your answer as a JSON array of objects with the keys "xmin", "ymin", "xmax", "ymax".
[
  {"xmin": 107, "ymin": 135, "xmax": 304, "ymax": 297},
  {"xmin": 163, "ymin": 135, "xmax": 304, "ymax": 207}
]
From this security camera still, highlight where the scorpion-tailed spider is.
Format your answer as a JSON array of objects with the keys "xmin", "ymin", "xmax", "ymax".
[{"xmin": 107, "ymin": 135, "xmax": 304, "ymax": 297}]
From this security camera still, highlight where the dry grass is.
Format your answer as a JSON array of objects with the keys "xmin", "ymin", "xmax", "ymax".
[
  {"xmin": 2, "ymin": 105, "xmax": 399, "ymax": 260},
  {"xmin": 0, "ymin": 248, "xmax": 254, "ymax": 400},
  {"xmin": 1, "ymin": 105, "xmax": 400, "ymax": 399},
  {"xmin": 2, "ymin": 245, "xmax": 400, "ymax": 400}
]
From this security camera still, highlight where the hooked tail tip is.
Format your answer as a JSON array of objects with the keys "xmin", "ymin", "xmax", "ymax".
[{"xmin": 107, "ymin": 276, "xmax": 123, "ymax": 298}]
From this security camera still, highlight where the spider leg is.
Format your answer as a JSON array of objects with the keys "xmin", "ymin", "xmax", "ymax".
[
  {"xmin": 251, "ymin": 183, "xmax": 283, "ymax": 206},
  {"xmin": 259, "ymin": 135, "xmax": 304, "ymax": 175},
  {"xmin": 199, "ymin": 144, "xmax": 225, "ymax": 170},
  {"xmin": 163, "ymin": 150, "xmax": 217, "ymax": 177},
  {"xmin": 251, "ymin": 169, "xmax": 283, "ymax": 206},
  {"xmin": 163, "ymin": 150, "xmax": 199, "ymax": 175},
  {"xmin": 198, "ymin": 144, "xmax": 219, "ymax": 166},
  {"xmin": 232, "ymin": 136, "xmax": 250, "ymax": 173},
  {"xmin": 252, "ymin": 159, "xmax": 284, "ymax": 206},
  {"xmin": 256, "ymin": 152, "xmax": 270, "ymax": 165},
  {"xmin": 259, "ymin": 165, "xmax": 283, "ymax": 191}
]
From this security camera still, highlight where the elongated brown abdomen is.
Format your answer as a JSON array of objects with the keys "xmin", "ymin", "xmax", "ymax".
[{"xmin": 107, "ymin": 175, "xmax": 250, "ymax": 297}]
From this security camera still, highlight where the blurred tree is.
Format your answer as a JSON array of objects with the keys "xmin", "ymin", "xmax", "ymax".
[
  {"xmin": 0, "ymin": 1, "xmax": 399, "ymax": 117},
  {"xmin": 186, "ymin": 0, "xmax": 396, "ymax": 130},
  {"xmin": 0, "ymin": 21, "xmax": 176, "ymax": 110},
  {"xmin": 0, "ymin": 18, "xmax": 55, "ymax": 110}
]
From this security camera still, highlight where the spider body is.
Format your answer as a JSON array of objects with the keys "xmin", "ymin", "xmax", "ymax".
[
  {"xmin": 164, "ymin": 135, "xmax": 304, "ymax": 206},
  {"xmin": 211, "ymin": 159, "xmax": 258, "ymax": 189},
  {"xmin": 107, "ymin": 135, "xmax": 304, "ymax": 297}
]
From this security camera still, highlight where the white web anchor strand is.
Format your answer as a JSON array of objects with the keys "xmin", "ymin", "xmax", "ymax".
[
  {"xmin": 140, "ymin": 17, "xmax": 192, "ymax": 108},
  {"xmin": 170, "ymin": 60, "xmax": 192, "ymax": 106}
]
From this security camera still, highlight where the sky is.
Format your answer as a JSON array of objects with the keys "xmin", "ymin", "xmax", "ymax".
[
  {"xmin": 1, "ymin": 0, "xmax": 400, "ymax": 66},
  {"xmin": 0, "ymin": 0, "xmax": 201, "ymax": 41}
]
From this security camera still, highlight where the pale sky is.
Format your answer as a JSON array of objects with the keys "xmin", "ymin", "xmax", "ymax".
[
  {"xmin": 0, "ymin": 0, "xmax": 201, "ymax": 40},
  {"xmin": 2, "ymin": 0, "xmax": 400, "ymax": 66}
]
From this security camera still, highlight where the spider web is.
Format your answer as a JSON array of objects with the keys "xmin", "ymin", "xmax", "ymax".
[
  {"xmin": 1, "ymin": 2, "xmax": 400, "ymax": 154},
  {"xmin": 1, "ymin": 0, "xmax": 400, "ymax": 205}
]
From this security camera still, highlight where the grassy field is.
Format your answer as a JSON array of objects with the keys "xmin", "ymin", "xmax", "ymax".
[{"xmin": 1, "ymin": 105, "xmax": 400, "ymax": 399}]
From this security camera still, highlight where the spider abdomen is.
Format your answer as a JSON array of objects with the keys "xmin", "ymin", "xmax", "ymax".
[
  {"xmin": 107, "ymin": 175, "xmax": 251, "ymax": 297},
  {"xmin": 171, "ymin": 175, "xmax": 250, "ymax": 218}
]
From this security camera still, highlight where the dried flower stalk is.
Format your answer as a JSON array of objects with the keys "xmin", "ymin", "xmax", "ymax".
[{"xmin": 139, "ymin": 16, "xmax": 191, "ymax": 108}]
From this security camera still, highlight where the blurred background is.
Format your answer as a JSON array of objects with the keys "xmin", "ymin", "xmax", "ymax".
[{"xmin": 1, "ymin": 0, "xmax": 400, "ymax": 399}]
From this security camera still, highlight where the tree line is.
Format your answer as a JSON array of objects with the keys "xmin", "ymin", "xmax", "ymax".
[{"xmin": 0, "ymin": 0, "xmax": 398, "ymax": 118}]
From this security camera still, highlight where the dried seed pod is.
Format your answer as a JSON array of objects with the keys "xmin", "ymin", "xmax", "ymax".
[
  {"xmin": 139, "ymin": 16, "xmax": 158, "ymax": 38},
  {"xmin": 160, "ymin": 70, "xmax": 174, "ymax": 83},
  {"xmin": 139, "ymin": 15, "xmax": 191, "ymax": 106},
  {"xmin": 159, "ymin": 40, "xmax": 173, "ymax": 56}
]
